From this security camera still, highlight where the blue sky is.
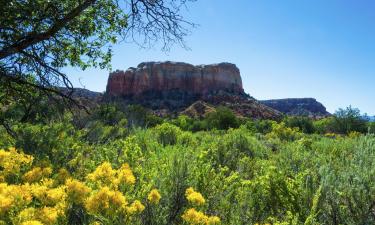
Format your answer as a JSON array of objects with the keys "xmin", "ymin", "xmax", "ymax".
[{"xmin": 66, "ymin": 0, "xmax": 375, "ymax": 115}]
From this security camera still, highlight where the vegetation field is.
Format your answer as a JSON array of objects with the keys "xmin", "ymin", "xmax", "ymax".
[{"xmin": 0, "ymin": 104, "xmax": 374, "ymax": 225}]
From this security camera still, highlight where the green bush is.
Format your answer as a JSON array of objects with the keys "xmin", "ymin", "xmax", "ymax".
[
  {"xmin": 205, "ymin": 106, "xmax": 239, "ymax": 130},
  {"xmin": 368, "ymin": 122, "xmax": 375, "ymax": 134},
  {"xmin": 284, "ymin": 116, "xmax": 315, "ymax": 134},
  {"xmin": 331, "ymin": 106, "xmax": 368, "ymax": 134},
  {"xmin": 154, "ymin": 123, "xmax": 182, "ymax": 146}
]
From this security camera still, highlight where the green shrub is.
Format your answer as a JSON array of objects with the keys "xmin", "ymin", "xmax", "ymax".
[
  {"xmin": 205, "ymin": 106, "xmax": 239, "ymax": 130},
  {"xmin": 154, "ymin": 123, "xmax": 182, "ymax": 146},
  {"xmin": 368, "ymin": 122, "xmax": 375, "ymax": 134},
  {"xmin": 266, "ymin": 122, "xmax": 302, "ymax": 142},
  {"xmin": 284, "ymin": 116, "xmax": 315, "ymax": 134},
  {"xmin": 331, "ymin": 106, "xmax": 367, "ymax": 134}
]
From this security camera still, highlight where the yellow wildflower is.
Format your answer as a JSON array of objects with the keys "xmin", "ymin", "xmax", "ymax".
[
  {"xmin": 23, "ymin": 167, "xmax": 52, "ymax": 183},
  {"xmin": 0, "ymin": 148, "xmax": 33, "ymax": 178},
  {"xmin": 46, "ymin": 187, "xmax": 67, "ymax": 205},
  {"xmin": 87, "ymin": 162, "xmax": 117, "ymax": 187},
  {"xmin": 0, "ymin": 194, "xmax": 13, "ymax": 215},
  {"xmin": 85, "ymin": 186, "xmax": 126, "ymax": 215},
  {"xmin": 1, "ymin": 183, "xmax": 32, "ymax": 208},
  {"xmin": 117, "ymin": 163, "xmax": 136, "ymax": 185},
  {"xmin": 17, "ymin": 207, "xmax": 37, "ymax": 222},
  {"xmin": 147, "ymin": 189, "xmax": 161, "ymax": 204},
  {"xmin": 31, "ymin": 184, "xmax": 66, "ymax": 206},
  {"xmin": 181, "ymin": 208, "xmax": 208, "ymax": 224},
  {"xmin": 207, "ymin": 216, "xmax": 221, "ymax": 224},
  {"xmin": 20, "ymin": 221, "xmax": 43, "ymax": 225},
  {"xmin": 125, "ymin": 200, "xmax": 145, "ymax": 215},
  {"xmin": 39, "ymin": 207, "xmax": 59, "ymax": 225},
  {"xmin": 185, "ymin": 187, "xmax": 205, "ymax": 205},
  {"xmin": 65, "ymin": 179, "xmax": 91, "ymax": 204}
]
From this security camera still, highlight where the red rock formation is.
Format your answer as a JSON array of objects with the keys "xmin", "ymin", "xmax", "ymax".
[{"xmin": 106, "ymin": 61, "xmax": 243, "ymax": 96}]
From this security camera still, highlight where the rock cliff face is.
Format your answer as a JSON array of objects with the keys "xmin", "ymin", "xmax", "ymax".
[
  {"xmin": 105, "ymin": 61, "xmax": 282, "ymax": 119},
  {"xmin": 260, "ymin": 98, "xmax": 330, "ymax": 117},
  {"xmin": 107, "ymin": 61, "xmax": 244, "ymax": 97}
]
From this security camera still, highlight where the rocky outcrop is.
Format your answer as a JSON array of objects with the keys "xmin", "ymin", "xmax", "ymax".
[
  {"xmin": 260, "ymin": 98, "xmax": 330, "ymax": 117},
  {"xmin": 105, "ymin": 61, "xmax": 282, "ymax": 120},
  {"xmin": 181, "ymin": 101, "xmax": 216, "ymax": 118},
  {"xmin": 106, "ymin": 61, "xmax": 243, "ymax": 97}
]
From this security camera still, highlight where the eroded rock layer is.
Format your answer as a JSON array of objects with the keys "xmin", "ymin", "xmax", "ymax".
[{"xmin": 106, "ymin": 61, "xmax": 244, "ymax": 97}]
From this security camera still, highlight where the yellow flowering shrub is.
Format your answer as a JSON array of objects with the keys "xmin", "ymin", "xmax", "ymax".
[
  {"xmin": 39, "ymin": 207, "xmax": 60, "ymax": 225},
  {"xmin": 124, "ymin": 200, "xmax": 145, "ymax": 215},
  {"xmin": 117, "ymin": 163, "xmax": 136, "ymax": 185},
  {"xmin": 185, "ymin": 187, "xmax": 205, "ymax": 205},
  {"xmin": 148, "ymin": 189, "xmax": 161, "ymax": 204},
  {"xmin": 182, "ymin": 208, "xmax": 221, "ymax": 225},
  {"xmin": 23, "ymin": 167, "xmax": 52, "ymax": 183},
  {"xmin": 87, "ymin": 162, "xmax": 117, "ymax": 187},
  {"xmin": 0, "ymin": 148, "xmax": 156, "ymax": 224},
  {"xmin": 0, "ymin": 183, "xmax": 32, "ymax": 215},
  {"xmin": 0, "ymin": 194, "xmax": 13, "ymax": 216},
  {"xmin": 85, "ymin": 186, "xmax": 127, "ymax": 215},
  {"xmin": 65, "ymin": 178, "xmax": 91, "ymax": 204},
  {"xmin": 0, "ymin": 148, "xmax": 33, "ymax": 179},
  {"xmin": 182, "ymin": 188, "xmax": 221, "ymax": 225},
  {"xmin": 20, "ymin": 221, "xmax": 44, "ymax": 225}
]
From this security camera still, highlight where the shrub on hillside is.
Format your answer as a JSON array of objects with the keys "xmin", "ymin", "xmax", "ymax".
[{"xmin": 205, "ymin": 106, "xmax": 239, "ymax": 130}]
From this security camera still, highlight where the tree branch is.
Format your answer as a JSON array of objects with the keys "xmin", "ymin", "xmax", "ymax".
[{"xmin": 0, "ymin": 0, "xmax": 96, "ymax": 60}]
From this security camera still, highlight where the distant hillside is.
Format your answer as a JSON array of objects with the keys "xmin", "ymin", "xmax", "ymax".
[
  {"xmin": 60, "ymin": 87, "xmax": 102, "ymax": 99},
  {"xmin": 260, "ymin": 98, "xmax": 330, "ymax": 117}
]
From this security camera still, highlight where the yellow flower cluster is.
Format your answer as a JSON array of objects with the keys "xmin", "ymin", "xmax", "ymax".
[
  {"xmin": 84, "ymin": 162, "xmax": 145, "ymax": 218},
  {"xmin": 87, "ymin": 162, "xmax": 136, "ymax": 188},
  {"xmin": 186, "ymin": 187, "xmax": 206, "ymax": 205},
  {"xmin": 182, "ymin": 187, "xmax": 221, "ymax": 225},
  {"xmin": 23, "ymin": 167, "xmax": 53, "ymax": 183},
  {"xmin": 66, "ymin": 178, "xmax": 91, "ymax": 204},
  {"xmin": 0, "ymin": 148, "xmax": 155, "ymax": 224},
  {"xmin": 20, "ymin": 220, "xmax": 43, "ymax": 225},
  {"xmin": 85, "ymin": 186, "xmax": 127, "ymax": 214},
  {"xmin": 87, "ymin": 162, "xmax": 116, "ymax": 186},
  {"xmin": 182, "ymin": 208, "xmax": 221, "ymax": 225},
  {"xmin": 0, "ymin": 183, "xmax": 32, "ymax": 215},
  {"xmin": 0, "ymin": 147, "xmax": 33, "ymax": 179},
  {"xmin": 125, "ymin": 200, "xmax": 145, "ymax": 215},
  {"xmin": 148, "ymin": 189, "xmax": 161, "ymax": 204}
]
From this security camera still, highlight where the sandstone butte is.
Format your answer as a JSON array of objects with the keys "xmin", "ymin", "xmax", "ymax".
[{"xmin": 106, "ymin": 61, "xmax": 244, "ymax": 97}]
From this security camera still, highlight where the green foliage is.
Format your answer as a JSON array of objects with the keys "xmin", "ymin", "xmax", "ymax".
[
  {"xmin": 125, "ymin": 105, "xmax": 163, "ymax": 128},
  {"xmin": 205, "ymin": 106, "xmax": 239, "ymax": 130},
  {"xmin": 331, "ymin": 106, "xmax": 368, "ymax": 134},
  {"xmin": 368, "ymin": 122, "xmax": 375, "ymax": 134},
  {"xmin": 267, "ymin": 122, "xmax": 302, "ymax": 142},
  {"xmin": 2, "ymin": 106, "xmax": 375, "ymax": 224},
  {"xmin": 284, "ymin": 116, "xmax": 315, "ymax": 134},
  {"xmin": 154, "ymin": 123, "xmax": 182, "ymax": 146},
  {"xmin": 90, "ymin": 104, "xmax": 127, "ymax": 126},
  {"xmin": 313, "ymin": 117, "xmax": 335, "ymax": 134}
]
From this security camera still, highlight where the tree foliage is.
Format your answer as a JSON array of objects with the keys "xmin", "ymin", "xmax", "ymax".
[{"xmin": 0, "ymin": 0, "xmax": 196, "ymax": 133}]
